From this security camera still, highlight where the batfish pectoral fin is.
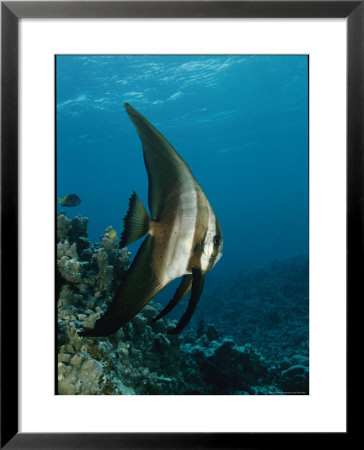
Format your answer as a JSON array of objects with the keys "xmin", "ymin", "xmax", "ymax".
[
  {"xmin": 79, "ymin": 235, "xmax": 161, "ymax": 337},
  {"xmin": 150, "ymin": 274, "xmax": 193, "ymax": 324},
  {"xmin": 120, "ymin": 191, "xmax": 150, "ymax": 248},
  {"xmin": 168, "ymin": 268, "xmax": 205, "ymax": 335}
]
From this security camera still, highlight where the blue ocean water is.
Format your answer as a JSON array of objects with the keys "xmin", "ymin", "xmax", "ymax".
[
  {"xmin": 57, "ymin": 56, "xmax": 309, "ymax": 393},
  {"xmin": 57, "ymin": 55, "xmax": 308, "ymax": 279}
]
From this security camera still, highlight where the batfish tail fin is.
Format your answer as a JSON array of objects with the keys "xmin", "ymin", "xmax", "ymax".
[
  {"xmin": 80, "ymin": 235, "xmax": 162, "ymax": 337},
  {"xmin": 120, "ymin": 191, "xmax": 150, "ymax": 248},
  {"xmin": 150, "ymin": 275, "xmax": 192, "ymax": 324}
]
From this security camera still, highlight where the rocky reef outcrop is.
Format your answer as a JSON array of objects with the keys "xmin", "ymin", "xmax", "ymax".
[{"xmin": 180, "ymin": 331, "xmax": 280, "ymax": 395}]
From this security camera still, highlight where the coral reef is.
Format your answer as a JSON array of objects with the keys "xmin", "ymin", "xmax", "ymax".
[
  {"xmin": 180, "ymin": 333, "xmax": 280, "ymax": 395},
  {"xmin": 176, "ymin": 255, "xmax": 309, "ymax": 363},
  {"xmin": 58, "ymin": 302, "xmax": 186, "ymax": 395},
  {"xmin": 278, "ymin": 354, "xmax": 309, "ymax": 394},
  {"xmin": 57, "ymin": 213, "xmax": 309, "ymax": 395},
  {"xmin": 57, "ymin": 213, "xmax": 185, "ymax": 395}
]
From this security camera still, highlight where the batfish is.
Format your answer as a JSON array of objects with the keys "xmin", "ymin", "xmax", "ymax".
[{"xmin": 80, "ymin": 103, "xmax": 223, "ymax": 337}]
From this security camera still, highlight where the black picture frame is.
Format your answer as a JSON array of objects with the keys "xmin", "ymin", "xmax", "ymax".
[{"xmin": 1, "ymin": 1, "xmax": 355, "ymax": 448}]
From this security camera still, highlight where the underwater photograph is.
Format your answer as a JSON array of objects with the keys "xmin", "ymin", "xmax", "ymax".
[{"xmin": 56, "ymin": 55, "xmax": 309, "ymax": 395}]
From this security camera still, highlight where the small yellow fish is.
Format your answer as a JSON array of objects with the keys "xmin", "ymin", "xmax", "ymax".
[{"xmin": 108, "ymin": 229, "xmax": 117, "ymax": 239}]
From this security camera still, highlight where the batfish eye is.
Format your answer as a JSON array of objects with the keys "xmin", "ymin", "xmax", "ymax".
[{"xmin": 213, "ymin": 235, "xmax": 220, "ymax": 246}]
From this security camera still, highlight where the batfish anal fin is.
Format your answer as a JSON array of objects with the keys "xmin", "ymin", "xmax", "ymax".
[
  {"xmin": 150, "ymin": 274, "xmax": 193, "ymax": 324},
  {"xmin": 168, "ymin": 268, "xmax": 205, "ymax": 335},
  {"xmin": 120, "ymin": 191, "xmax": 150, "ymax": 248},
  {"xmin": 124, "ymin": 103, "xmax": 197, "ymax": 220},
  {"xmin": 79, "ymin": 235, "xmax": 161, "ymax": 337}
]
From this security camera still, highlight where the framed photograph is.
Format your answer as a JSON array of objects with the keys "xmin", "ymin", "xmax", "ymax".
[{"xmin": 1, "ymin": 1, "xmax": 355, "ymax": 447}]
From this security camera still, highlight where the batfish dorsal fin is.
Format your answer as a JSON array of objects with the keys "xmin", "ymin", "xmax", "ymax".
[
  {"xmin": 79, "ymin": 235, "xmax": 161, "ymax": 337},
  {"xmin": 124, "ymin": 103, "xmax": 196, "ymax": 220},
  {"xmin": 120, "ymin": 191, "xmax": 150, "ymax": 248}
]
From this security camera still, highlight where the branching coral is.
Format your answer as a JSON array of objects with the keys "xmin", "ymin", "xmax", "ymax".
[
  {"xmin": 57, "ymin": 240, "xmax": 83, "ymax": 283},
  {"xmin": 57, "ymin": 213, "xmax": 71, "ymax": 241}
]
